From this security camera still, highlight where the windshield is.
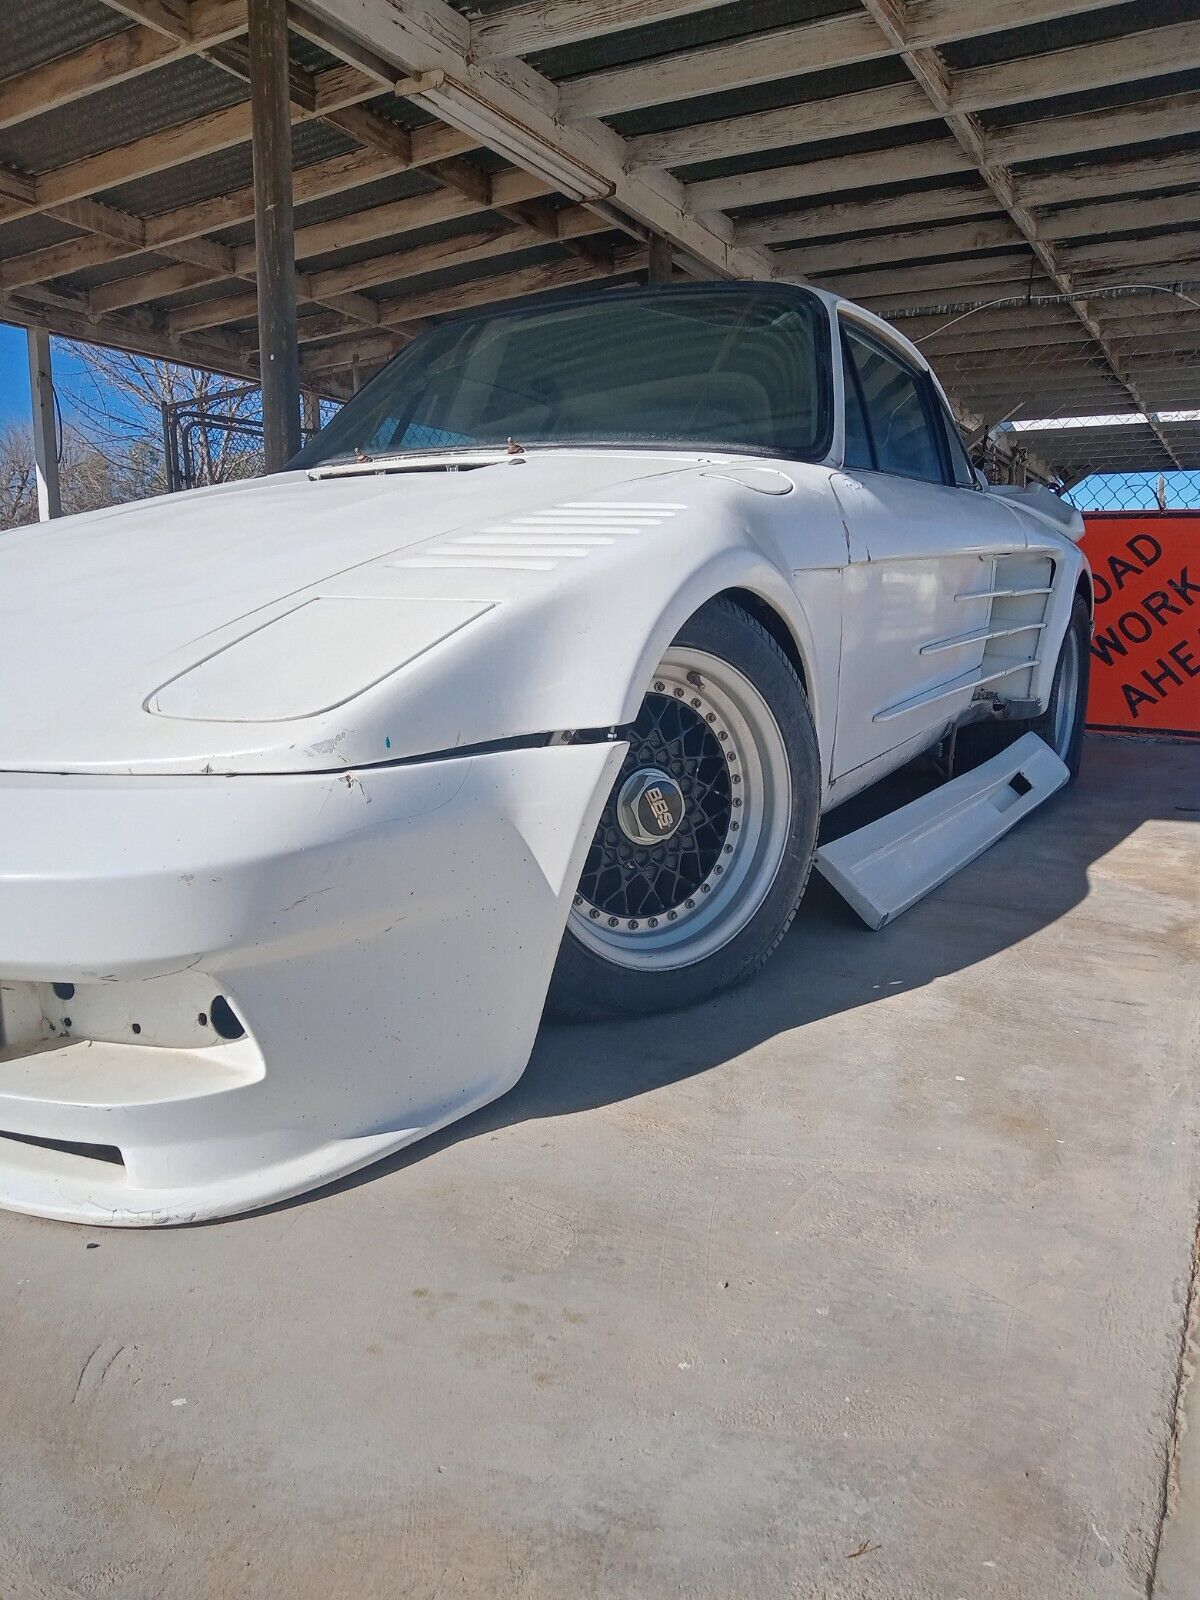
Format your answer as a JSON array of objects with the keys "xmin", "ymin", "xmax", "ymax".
[{"xmin": 292, "ymin": 285, "xmax": 832, "ymax": 467}]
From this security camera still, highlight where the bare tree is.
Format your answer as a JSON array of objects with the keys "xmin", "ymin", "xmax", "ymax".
[
  {"xmin": 63, "ymin": 344, "xmax": 267, "ymax": 491},
  {"xmin": 0, "ymin": 419, "xmax": 155, "ymax": 530},
  {"xmin": 2, "ymin": 339, "xmax": 339, "ymax": 530}
]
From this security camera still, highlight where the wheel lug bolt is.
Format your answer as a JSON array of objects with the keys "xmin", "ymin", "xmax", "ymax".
[
  {"xmin": 629, "ymin": 920, "xmax": 639, "ymax": 929},
  {"xmin": 718, "ymin": 731, "xmax": 728, "ymax": 741},
  {"xmin": 649, "ymin": 917, "xmax": 659, "ymax": 928},
  {"xmin": 674, "ymin": 688, "xmax": 684, "ymax": 698},
  {"xmin": 608, "ymin": 917, "xmax": 619, "ymax": 927},
  {"xmin": 685, "ymin": 898, "xmax": 696, "ymax": 909},
  {"xmin": 702, "ymin": 883, "xmax": 712, "ymax": 892},
  {"xmin": 732, "ymin": 820, "xmax": 740, "ymax": 830},
  {"xmin": 706, "ymin": 713, "xmax": 716, "ymax": 723},
  {"xmin": 724, "ymin": 845, "xmax": 733, "ymax": 854},
  {"xmin": 668, "ymin": 911, "xmax": 678, "ymax": 921},
  {"xmin": 589, "ymin": 909, "xmax": 600, "ymax": 919},
  {"xmin": 691, "ymin": 697, "xmax": 701, "ymax": 708},
  {"xmin": 654, "ymin": 682, "xmax": 665, "ymax": 691}
]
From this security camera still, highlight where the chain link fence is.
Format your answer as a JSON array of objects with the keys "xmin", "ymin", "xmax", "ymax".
[
  {"xmin": 162, "ymin": 386, "xmax": 338, "ymax": 491},
  {"xmin": 895, "ymin": 282, "xmax": 1199, "ymax": 512}
]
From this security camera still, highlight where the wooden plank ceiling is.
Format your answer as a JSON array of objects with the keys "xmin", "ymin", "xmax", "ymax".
[{"xmin": 0, "ymin": 0, "xmax": 1197, "ymax": 477}]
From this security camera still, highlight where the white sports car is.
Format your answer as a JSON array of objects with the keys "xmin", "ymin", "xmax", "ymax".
[{"xmin": 0, "ymin": 283, "xmax": 1091, "ymax": 1225}]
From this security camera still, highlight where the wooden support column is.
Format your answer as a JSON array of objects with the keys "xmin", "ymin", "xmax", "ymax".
[
  {"xmin": 647, "ymin": 234, "xmax": 673, "ymax": 284},
  {"xmin": 249, "ymin": 0, "xmax": 302, "ymax": 469},
  {"xmin": 26, "ymin": 328, "xmax": 61, "ymax": 520}
]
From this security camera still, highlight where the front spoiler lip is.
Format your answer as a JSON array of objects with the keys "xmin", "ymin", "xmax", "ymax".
[{"xmin": 0, "ymin": 739, "xmax": 626, "ymax": 1226}]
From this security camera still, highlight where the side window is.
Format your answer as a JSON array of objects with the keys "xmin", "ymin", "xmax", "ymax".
[
  {"xmin": 841, "ymin": 341, "xmax": 874, "ymax": 470},
  {"xmin": 938, "ymin": 398, "xmax": 978, "ymax": 488},
  {"xmin": 843, "ymin": 326, "xmax": 944, "ymax": 484}
]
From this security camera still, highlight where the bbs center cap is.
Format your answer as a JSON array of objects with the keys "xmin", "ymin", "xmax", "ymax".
[{"xmin": 616, "ymin": 767, "xmax": 686, "ymax": 847}]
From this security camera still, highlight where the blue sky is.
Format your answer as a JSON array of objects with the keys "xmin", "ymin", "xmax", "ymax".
[{"xmin": 0, "ymin": 323, "xmax": 97, "ymax": 430}]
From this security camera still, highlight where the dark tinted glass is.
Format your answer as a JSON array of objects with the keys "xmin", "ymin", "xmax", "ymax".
[
  {"xmin": 294, "ymin": 288, "xmax": 831, "ymax": 466},
  {"xmin": 841, "ymin": 341, "xmax": 874, "ymax": 470},
  {"xmin": 844, "ymin": 327, "xmax": 942, "ymax": 484}
]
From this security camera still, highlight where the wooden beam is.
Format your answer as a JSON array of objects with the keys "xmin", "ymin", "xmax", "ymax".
[
  {"xmin": 739, "ymin": 186, "xmax": 1000, "ymax": 246},
  {"xmin": 561, "ymin": 0, "xmax": 1135, "ymax": 121},
  {"xmin": 101, "ymin": 0, "xmax": 194, "ymax": 37},
  {"xmin": 1, "ymin": 287, "xmax": 262, "ymax": 385},
  {"xmin": 739, "ymin": 170, "xmax": 1200, "ymax": 250},
  {"xmin": 12, "ymin": 75, "xmax": 468, "ymax": 221},
  {"xmin": 249, "ymin": 0, "xmax": 302, "ymax": 467},
  {"xmin": 561, "ymin": 13, "xmax": 889, "ymax": 121},
  {"xmin": 376, "ymin": 248, "xmax": 648, "ymax": 328},
  {"xmin": 779, "ymin": 218, "xmax": 1023, "ymax": 276},
  {"xmin": 471, "ymin": 0, "xmax": 729, "ymax": 60},
  {"xmin": 685, "ymin": 141, "xmax": 973, "ymax": 214},
  {"xmin": 1037, "ymin": 193, "xmax": 1200, "ymax": 245},
  {"xmin": 290, "ymin": 0, "xmax": 774, "ymax": 282},
  {"xmin": 987, "ymin": 90, "xmax": 1200, "ymax": 168},
  {"xmin": 1019, "ymin": 149, "xmax": 1200, "ymax": 208},
  {"xmin": 167, "ymin": 210, "xmax": 606, "ymax": 333},
  {"xmin": 628, "ymin": 82, "xmax": 932, "ymax": 171},
  {"xmin": 822, "ymin": 253, "xmax": 1039, "ymax": 298},
  {"xmin": 628, "ymin": 21, "xmax": 1200, "ymax": 171},
  {"xmin": 90, "ymin": 168, "xmax": 552, "ymax": 318},
  {"xmin": 0, "ymin": 0, "xmax": 246, "ymax": 131}
]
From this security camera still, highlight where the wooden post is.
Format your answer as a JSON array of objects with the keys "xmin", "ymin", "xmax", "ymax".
[
  {"xmin": 647, "ymin": 233, "xmax": 673, "ymax": 284},
  {"xmin": 249, "ymin": 0, "xmax": 301, "ymax": 470},
  {"xmin": 26, "ymin": 328, "xmax": 61, "ymax": 520}
]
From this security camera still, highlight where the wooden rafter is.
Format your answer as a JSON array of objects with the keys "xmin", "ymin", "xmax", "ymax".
[
  {"xmin": 628, "ymin": 20, "xmax": 1200, "ymax": 170},
  {"xmin": 288, "ymin": 0, "xmax": 774, "ymax": 283},
  {"xmin": 855, "ymin": 0, "xmax": 1185, "ymax": 467}
]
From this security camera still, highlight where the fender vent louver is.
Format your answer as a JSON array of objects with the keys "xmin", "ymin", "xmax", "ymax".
[{"xmin": 392, "ymin": 502, "xmax": 683, "ymax": 573}]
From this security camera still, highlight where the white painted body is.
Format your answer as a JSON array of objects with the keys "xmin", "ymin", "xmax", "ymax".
[{"xmin": 0, "ymin": 288, "xmax": 1089, "ymax": 1223}]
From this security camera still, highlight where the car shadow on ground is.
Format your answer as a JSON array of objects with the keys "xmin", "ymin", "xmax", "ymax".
[{"xmin": 277, "ymin": 734, "xmax": 1198, "ymax": 1211}]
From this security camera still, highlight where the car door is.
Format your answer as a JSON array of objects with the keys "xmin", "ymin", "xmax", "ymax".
[{"xmin": 830, "ymin": 317, "xmax": 1028, "ymax": 780}]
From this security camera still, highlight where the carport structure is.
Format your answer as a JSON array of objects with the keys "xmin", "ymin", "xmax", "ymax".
[{"xmin": 1, "ymin": 0, "xmax": 1198, "ymax": 479}]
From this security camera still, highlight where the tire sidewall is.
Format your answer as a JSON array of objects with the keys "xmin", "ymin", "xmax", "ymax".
[
  {"xmin": 1040, "ymin": 594, "xmax": 1091, "ymax": 780},
  {"xmin": 547, "ymin": 600, "xmax": 821, "ymax": 1020}
]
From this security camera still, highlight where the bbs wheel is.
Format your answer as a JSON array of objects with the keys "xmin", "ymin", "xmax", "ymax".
[{"xmin": 548, "ymin": 598, "xmax": 821, "ymax": 1020}]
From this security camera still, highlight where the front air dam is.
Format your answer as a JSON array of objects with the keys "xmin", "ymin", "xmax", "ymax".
[{"xmin": 0, "ymin": 739, "xmax": 624, "ymax": 1224}]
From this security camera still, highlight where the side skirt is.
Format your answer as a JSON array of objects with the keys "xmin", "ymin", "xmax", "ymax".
[{"xmin": 813, "ymin": 732, "xmax": 1069, "ymax": 930}]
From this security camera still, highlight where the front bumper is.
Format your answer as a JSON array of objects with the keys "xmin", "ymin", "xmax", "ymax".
[{"xmin": 0, "ymin": 741, "xmax": 623, "ymax": 1225}]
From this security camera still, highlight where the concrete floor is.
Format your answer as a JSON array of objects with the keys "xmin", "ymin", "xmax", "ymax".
[{"xmin": 1, "ymin": 736, "xmax": 1197, "ymax": 1600}]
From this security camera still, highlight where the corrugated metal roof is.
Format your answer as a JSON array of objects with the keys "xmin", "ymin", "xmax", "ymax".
[
  {"xmin": 0, "ymin": 55, "xmax": 247, "ymax": 175},
  {"xmin": 0, "ymin": 0, "xmax": 126, "ymax": 80}
]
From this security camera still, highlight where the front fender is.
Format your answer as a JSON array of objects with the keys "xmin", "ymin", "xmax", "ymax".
[{"xmin": 352, "ymin": 467, "xmax": 846, "ymax": 776}]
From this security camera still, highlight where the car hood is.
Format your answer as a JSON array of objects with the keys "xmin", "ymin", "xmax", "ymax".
[{"xmin": 0, "ymin": 451, "xmax": 702, "ymax": 775}]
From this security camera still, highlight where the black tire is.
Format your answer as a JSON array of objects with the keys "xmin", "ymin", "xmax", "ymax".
[
  {"xmin": 547, "ymin": 598, "xmax": 821, "ymax": 1021},
  {"xmin": 954, "ymin": 592, "xmax": 1091, "ymax": 782}
]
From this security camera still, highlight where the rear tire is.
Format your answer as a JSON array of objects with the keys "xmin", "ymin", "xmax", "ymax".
[
  {"xmin": 954, "ymin": 593, "xmax": 1091, "ymax": 781},
  {"xmin": 547, "ymin": 598, "xmax": 821, "ymax": 1020}
]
